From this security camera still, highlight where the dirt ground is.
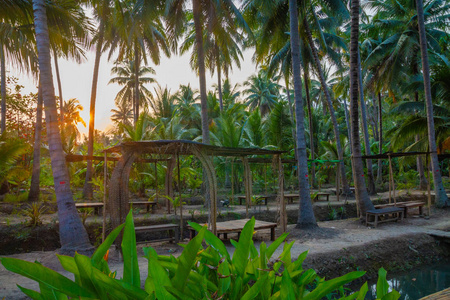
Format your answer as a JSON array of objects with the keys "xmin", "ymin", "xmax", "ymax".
[{"xmin": 1, "ymin": 201, "xmax": 449, "ymax": 299}]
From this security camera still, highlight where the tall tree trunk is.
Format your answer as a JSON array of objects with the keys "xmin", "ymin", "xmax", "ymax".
[
  {"xmin": 1, "ymin": 45, "xmax": 6, "ymax": 134},
  {"xmin": 343, "ymin": 96, "xmax": 352, "ymax": 154},
  {"xmin": 289, "ymin": 0, "xmax": 317, "ymax": 228},
  {"xmin": 193, "ymin": 0, "xmax": 209, "ymax": 145},
  {"xmin": 33, "ymin": 0, "xmax": 93, "ymax": 255},
  {"xmin": 357, "ymin": 49, "xmax": 376, "ymax": 194},
  {"xmin": 216, "ymin": 44, "xmax": 223, "ymax": 112},
  {"xmin": 415, "ymin": 92, "xmax": 428, "ymax": 190},
  {"xmin": 284, "ymin": 76, "xmax": 298, "ymax": 161},
  {"xmin": 303, "ymin": 70, "xmax": 316, "ymax": 187},
  {"xmin": 377, "ymin": 92, "xmax": 383, "ymax": 183},
  {"xmin": 53, "ymin": 49, "xmax": 64, "ymax": 124},
  {"xmin": 303, "ymin": 20, "xmax": 350, "ymax": 194},
  {"xmin": 134, "ymin": 45, "xmax": 140, "ymax": 126},
  {"xmin": 349, "ymin": 0, "xmax": 375, "ymax": 216},
  {"xmin": 83, "ymin": 8, "xmax": 106, "ymax": 199},
  {"xmin": 416, "ymin": 0, "xmax": 448, "ymax": 208},
  {"xmin": 28, "ymin": 83, "xmax": 43, "ymax": 202}
]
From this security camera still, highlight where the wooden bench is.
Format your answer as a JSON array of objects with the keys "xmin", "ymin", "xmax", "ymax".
[
  {"xmin": 188, "ymin": 219, "xmax": 277, "ymax": 241},
  {"xmin": 75, "ymin": 202, "xmax": 104, "ymax": 215},
  {"xmin": 366, "ymin": 207, "xmax": 404, "ymax": 228},
  {"xmin": 284, "ymin": 193, "xmax": 299, "ymax": 204},
  {"xmin": 237, "ymin": 195, "xmax": 270, "ymax": 206},
  {"xmin": 129, "ymin": 201, "xmax": 157, "ymax": 213},
  {"xmin": 312, "ymin": 192, "xmax": 331, "ymax": 202},
  {"xmin": 375, "ymin": 201, "xmax": 425, "ymax": 217},
  {"xmin": 135, "ymin": 224, "xmax": 179, "ymax": 243}
]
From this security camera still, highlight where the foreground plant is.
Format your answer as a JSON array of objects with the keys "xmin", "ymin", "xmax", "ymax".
[{"xmin": 0, "ymin": 213, "xmax": 400, "ymax": 299}]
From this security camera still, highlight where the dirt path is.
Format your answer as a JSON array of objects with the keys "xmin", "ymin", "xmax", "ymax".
[{"xmin": 1, "ymin": 207, "xmax": 449, "ymax": 299}]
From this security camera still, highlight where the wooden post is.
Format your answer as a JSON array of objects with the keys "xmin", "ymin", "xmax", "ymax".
[
  {"xmin": 177, "ymin": 154, "xmax": 183, "ymax": 241},
  {"xmin": 277, "ymin": 155, "xmax": 286, "ymax": 233},
  {"xmin": 264, "ymin": 163, "xmax": 267, "ymax": 195},
  {"xmin": 426, "ymin": 154, "xmax": 432, "ymax": 216},
  {"xmin": 154, "ymin": 161, "xmax": 158, "ymax": 202},
  {"xmin": 389, "ymin": 155, "xmax": 396, "ymax": 205},
  {"xmin": 165, "ymin": 156, "xmax": 176, "ymax": 214},
  {"xmin": 243, "ymin": 156, "xmax": 252, "ymax": 218},
  {"xmin": 388, "ymin": 154, "xmax": 392, "ymax": 204},
  {"xmin": 102, "ymin": 152, "xmax": 107, "ymax": 243},
  {"xmin": 336, "ymin": 163, "xmax": 340, "ymax": 202}
]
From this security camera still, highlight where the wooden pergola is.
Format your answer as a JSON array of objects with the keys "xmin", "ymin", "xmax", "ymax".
[{"xmin": 102, "ymin": 140, "xmax": 286, "ymax": 237}]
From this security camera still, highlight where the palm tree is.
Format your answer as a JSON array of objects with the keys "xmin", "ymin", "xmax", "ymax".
[
  {"xmin": 149, "ymin": 84, "xmax": 177, "ymax": 119},
  {"xmin": 415, "ymin": 0, "xmax": 449, "ymax": 207},
  {"xmin": 32, "ymin": 0, "xmax": 93, "ymax": 254},
  {"xmin": 243, "ymin": 71, "xmax": 280, "ymax": 116},
  {"xmin": 28, "ymin": 84, "xmax": 42, "ymax": 202},
  {"xmin": 111, "ymin": 100, "xmax": 133, "ymax": 131},
  {"xmin": 349, "ymin": 0, "xmax": 375, "ymax": 216},
  {"xmin": 289, "ymin": 0, "xmax": 317, "ymax": 227},
  {"xmin": 109, "ymin": 60, "xmax": 156, "ymax": 121}
]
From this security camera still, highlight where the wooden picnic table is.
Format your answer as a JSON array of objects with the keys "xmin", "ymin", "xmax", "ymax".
[
  {"xmin": 374, "ymin": 201, "xmax": 425, "ymax": 217},
  {"xmin": 284, "ymin": 192, "xmax": 331, "ymax": 203},
  {"xmin": 188, "ymin": 218, "xmax": 278, "ymax": 241},
  {"xmin": 135, "ymin": 224, "xmax": 179, "ymax": 243},
  {"xmin": 365, "ymin": 207, "xmax": 404, "ymax": 228},
  {"xmin": 75, "ymin": 202, "xmax": 103, "ymax": 215},
  {"xmin": 130, "ymin": 201, "xmax": 157, "ymax": 213},
  {"xmin": 236, "ymin": 195, "xmax": 271, "ymax": 206}
]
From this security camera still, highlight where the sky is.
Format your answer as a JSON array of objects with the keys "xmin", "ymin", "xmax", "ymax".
[{"xmin": 9, "ymin": 47, "xmax": 258, "ymax": 136}]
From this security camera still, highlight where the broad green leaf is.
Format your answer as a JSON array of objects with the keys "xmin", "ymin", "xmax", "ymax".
[
  {"xmin": 0, "ymin": 257, "xmax": 95, "ymax": 298},
  {"xmin": 218, "ymin": 259, "xmax": 231, "ymax": 296},
  {"xmin": 280, "ymin": 269, "xmax": 296, "ymax": 300},
  {"xmin": 266, "ymin": 233, "xmax": 288, "ymax": 259},
  {"xmin": 259, "ymin": 242, "xmax": 267, "ymax": 270},
  {"xmin": 146, "ymin": 247, "xmax": 176, "ymax": 300},
  {"xmin": 250, "ymin": 240, "xmax": 258, "ymax": 259},
  {"xmin": 376, "ymin": 268, "xmax": 389, "ymax": 299},
  {"xmin": 289, "ymin": 251, "xmax": 308, "ymax": 273},
  {"xmin": 92, "ymin": 223, "xmax": 125, "ymax": 269},
  {"xmin": 240, "ymin": 273, "xmax": 268, "ymax": 300},
  {"xmin": 172, "ymin": 226, "xmax": 206, "ymax": 292},
  {"xmin": 159, "ymin": 260, "xmax": 218, "ymax": 291},
  {"xmin": 17, "ymin": 284, "xmax": 44, "ymax": 300},
  {"xmin": 381, "ymin": 290, "xmax": 401, "ymax": 300},
  {"xmin": 121, "ymin": 211, "xmax": 140, "ymax": 287},
  {"xmin": 74, "ymin": 254, "xmax": 98, "ymax": 296},
  {"xmin": 230, "ymin": 239, "xmax": 239, "ymax": 248},
  {"xmin": 303, "ymin": 271, "xmax": 366, "ymax": 300},
  {"xmin": 232, "ymin": 218, "xmax": 255, "ymax": 276},
  {"xmin": 188, "ymin": 221, "xmax": 230, "ymax": 260},
  {"xmin": 165, "ymin": 286, "xmax": 196, "ymax": 300}
]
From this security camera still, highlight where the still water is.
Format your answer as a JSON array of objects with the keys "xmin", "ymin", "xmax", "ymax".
[{"xmin": 366, "ymin": 262, "xmax": 450, "ymax": 299}]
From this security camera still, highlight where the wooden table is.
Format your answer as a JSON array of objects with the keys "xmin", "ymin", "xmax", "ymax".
[
  {"xmin": 374, "ymin": 201, "xmax": 425, "ymax": 217},
  {"xmin": 130, "ymin": 201, "xmax": 157, "ymax": 213},
  {"xmin": 366, "ymin": 207, "xmax": 404, "ymax": 228},
  {"xmin": 284, "ymin": 193, "xmax": 299, "ymax": 204},
  {"xmin": 188, "ymin": 219, "xmax": 278, "ymax": 241},
  {"xmin": 236, "ymin": 195, "xmax": 270, "ymax": 206},
  {"xmin": 135, "ymin": 224, "xmax": 179, "ymax": 243},
  {"xmin": 312, "ymin": 192, "xmax": 331, "ymax": 202},
  {"xmin": 284, "ymin": 193, "xmax": 331, "ymax": 203},
  {"xmin": 75, "ymin": 202, "xmax": 103, "ymax": 215}
]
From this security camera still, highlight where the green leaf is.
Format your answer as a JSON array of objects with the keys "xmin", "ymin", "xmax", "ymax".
[
  {"xmin": 17, "ymin": 285, "xmax": 44, "ymax": 300},
  {"xmin": 303, "ymin": 271, "xmax": 366, "ymax": 300},
  {"xmin": 122, "ymin": 211, "xmax": 140, "ymax": 287},
  {"xmin": 232, "ymin": 218, "xmax": 255, "ymax": 276},
  {"xmin": 92, "ymin": 223, "xmax": 125, "ymax": 268},
  {"xmin": 146, "ymin": 247, "xmax": 176, "ymax": 300},
  {"xmin": 240, "ymin": 273, "xmax": 268, "ymax": 300},
  {"xmin": 218, "ymin": 259, "xmax": 231, "ymax": 296},
  {"xmin": 172, "ymin": 226, "xmax": 206, "ymax": 292},
  {"xmin": 74, "ymin": 254, "xmax": 101, "ymax": 297},
  {"xmin": 280, "ymin": 269, "xmax": 296, "ymax": 300},
  {"xmin": 381, "ymin": 290, "xmax": 401, "ymax": 300},
  {"xmin": 266, "ymin": 232, "xmax": 288, "ymax": 259},
  {"xmin": 376, "ymin": 268, "xmax": 389, "ymax": 299},
  {"xmin": 188, "ymin": 221, "xmax": 230, "ymax": 260},
  {"xmin": 0, "ymin": 257, "xmax": 95, "ymax": 298}
]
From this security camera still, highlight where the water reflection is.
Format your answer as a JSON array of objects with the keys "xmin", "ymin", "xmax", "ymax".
[{"xmin": 366, "ymin": 262, "xmax": 450, "ymax": 299}]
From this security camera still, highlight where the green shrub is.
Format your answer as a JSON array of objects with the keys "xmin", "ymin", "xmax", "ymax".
[{"xmin": 0, "ymin": 213, "xmax": 400, "ymax": 299}]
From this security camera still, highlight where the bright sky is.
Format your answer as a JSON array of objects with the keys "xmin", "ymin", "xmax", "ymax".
[{"xmin": 9, "ymin": 47, "xmax": 257, "ymax": 136}]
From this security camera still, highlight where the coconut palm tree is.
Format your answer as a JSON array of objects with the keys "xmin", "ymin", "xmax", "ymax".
[
  {"xmin": 149, "ymin": 84, "xmax": 177, "ymax": 119},
  {"xmin": 109, "ymin": 60, "xmax": 156, "ymax": 120},
  {"xmin": 243, "ymin": 71, "xmax": 280, "ymax": 116},
  {"xmin": 111, "ymin": 100, "xmax": 133, "ymax": 131},
  {"xmin": 32, "ymin": 0, "xmax": 93, "ymax": 254}
]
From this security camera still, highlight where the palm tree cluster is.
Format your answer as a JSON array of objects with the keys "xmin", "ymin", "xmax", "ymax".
[{"xmin": 1, "ymin": 0, "xmax": 449, "ymax": 253}]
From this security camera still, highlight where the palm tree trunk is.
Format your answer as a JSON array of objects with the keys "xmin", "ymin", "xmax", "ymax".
[
  {"xmin": 377, "ymin": 92, "xmax": 383, "ymax": 183},
  {"xmin": 289, "ymin": 0, "xmax": 317, "ymax": 228},
  {"xmin": 28, "ymin": 83, "xmax": 43, "ymax": 202},
  {"xmin": 303, "ymin": 20, "xmax": 350, "ymax": 194},
  {"xmin": 357, "ymin": 49, "xmax": 376, "ymax": 194},
  {"xmin": 193, "ymin": 0, "xmax": 209, "ymax": 144},
  {"xmin": 349, "ymin": 0, "xmax": 375, "ymax": 216},
  {"xmin": 303, "ymin": 70, "xmax": 316, "ymax": 187},
  {"xmin": 53, "ymin": 48, "xmax": 64, "ymax": 124},
  {"xmin": 134, "ymin": 45, "xmax": 140, "ymax": 127},
  {"xmin": 284, "ymin": 76, "xmax": 298, "ymax": 161},
  {"xmin": 1, "ymin": 45, "xmax": 6, "ymax": 134},
  {"xmin": 33, "ymin": 0, "xmax": 93, "ymax": 255},
  {"xmin": 416, "ymin": 0, "xmax": 448, "ymax": 208},
  {"xmin": 343, "ymin": 96, "xmax": 352, "ymax": 154},
  {"xmin": 216, "ymin": 45, "xmax": 223, "ymax": 112},
  {"xmin": 83, "ymin": 11, "xmax": 106, "ymax": 200}
]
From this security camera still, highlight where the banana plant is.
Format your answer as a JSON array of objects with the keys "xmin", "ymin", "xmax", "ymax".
[{"xmin": 0, "ymin": 214, "xmax": 400, "ymax": 299}]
